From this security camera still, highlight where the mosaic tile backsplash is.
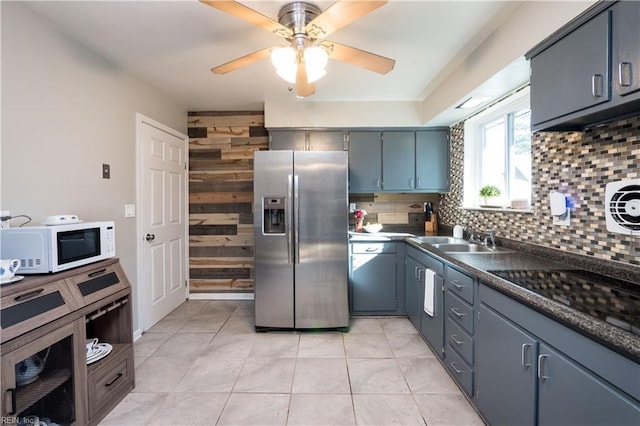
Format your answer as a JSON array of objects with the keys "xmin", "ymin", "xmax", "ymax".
[{"xmin": 438, "ymin": 116, "xmax": 640, "ymax": 267}]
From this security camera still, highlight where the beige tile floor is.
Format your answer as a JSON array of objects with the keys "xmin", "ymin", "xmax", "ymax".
[{"xmin": 101, "ymin": 300, "xmax": 484, "ymax": 426}]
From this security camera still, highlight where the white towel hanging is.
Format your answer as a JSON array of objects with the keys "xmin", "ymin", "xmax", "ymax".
[{"xmin": 424, "ymin": 269, "xmax": 436, "ymax": 317}]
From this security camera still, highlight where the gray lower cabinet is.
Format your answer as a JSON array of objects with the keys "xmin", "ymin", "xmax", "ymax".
[
  {"xmin": 415, "ymin": 130, "xmax": 450, "ymax": 192},
  {"xmin": 443, "ymin": 265, "xmax": 476, "ymax": 396},
  {"xmin": 349, "ymin": 242, "xmax": 404, "ymax": 315},
  {"xmin": 404, "ymin": 252, "xmax": 423, "ymax": 330},
  {"xmin": 477, "ymin": 283, "xmax": 640, "ymax": 426}
]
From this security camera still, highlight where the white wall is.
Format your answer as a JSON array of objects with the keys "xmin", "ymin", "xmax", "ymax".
[{"xmin": 1, "ymin": 2, "xmax": 187, "ymax": 334}]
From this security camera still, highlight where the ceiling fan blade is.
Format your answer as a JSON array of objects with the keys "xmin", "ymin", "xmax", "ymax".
[
  {"xmin": 200, "ymin": 0, "xmax": 292, "ymax": 37},
  {"xmin": 306, "ymin": 0, "xmax": 387, "ymax": 39},
  {"xmin": 296, "ymin": 62, "xmax": 316, "ymax": 97},
  {"xmin": 211, "ymin": 47, "xmax": 275, "ymax": 74},
  {"xmin": 324, "ymin": 41, "xmax": 395, "ymax": 74}
]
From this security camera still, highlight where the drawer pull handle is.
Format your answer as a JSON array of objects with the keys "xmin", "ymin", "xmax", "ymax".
[
  {"xmin": 450, "ymin": 362, "xmax": 463, "ymax": 375},
  {"xmin": 450, "ymin": 308, "xmax": 465, "ymax": 318},
  {"xmin": 88, "ymin": 268, "xmax": 107, "ymax": 278},
  {"xmin": 15, "ymin": 288, "xmax": 44, "ymax": 302},
  {"xmin": 365, "ymin": 247, "xmax": 378, "ymax": 252},
  {"xmin": 450, "ymin": 335, "xmax": 463, "ymax": 346},
  {"xmin": 451, "ymin": 281, "xmax": 464, "ymax": 290},
  {"xmin": 105, "ymin": 372, "xmax": 123, "ymax": 387}
]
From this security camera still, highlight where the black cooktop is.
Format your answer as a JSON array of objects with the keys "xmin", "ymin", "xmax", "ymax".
[{"xmin": 489, "ymin": 269, "xmax": 640, "ymax": 336}]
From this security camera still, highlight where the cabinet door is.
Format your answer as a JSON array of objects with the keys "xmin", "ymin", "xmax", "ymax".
[
  {"xmin": 1, "ymin": 320, "xmax": 86, "ymax": 424},
  {"xmin": 475, "ymin": 303, "xmax": 537, "ymax": 426},
  {"xmin": 415, "ymin": 130, "xmax": 449, "ymax": 192},
  {"xmin": 613, "ymin": 1, "xmax": 640, "ymax": 97},
  {"xmin": 382, "ymin": 131, "xmax": 415, "ymax": 191},
  {"xmin": 404, "ymin": 256, "xmax": 422, "ymax": 330},
  {"xmin": 420, "ymin": 272, "xmax": 444, "ymax": 356},
  {"xmin": 351, "ymin": 253, "xmax": 397, "ymax": 312},
  {"xmin": 537, "ymin": 343, "xmax": 640, "ymax": 426},
  {"xmin": 269, "ymin": 130, "xmax": 306, "ymax": 150},
  {"xmin": 348, "ymin": 131, "xmax": 382, "ymax": 192},
  {"xmin": 530, "ymin": 11, "xmax": 611, "ymax": 126},
  {"xmin": 308, "ymin": 131, "xmax": 345, "ymax": 151}
]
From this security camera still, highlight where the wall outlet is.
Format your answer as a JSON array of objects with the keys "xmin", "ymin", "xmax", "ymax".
[
  {"xmin": 553, "ymin": 209, "xmax": 571, "ymax": 226},
  {"xmin": 102, "ymin": 163, "xmax": 110, "ymax": 179},
  {"xmin": 349, "ymin": 203, "xmax": 356, "ymax": 213}
]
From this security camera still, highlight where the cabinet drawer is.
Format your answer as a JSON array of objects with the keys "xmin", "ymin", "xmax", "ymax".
[
  {"xmin": 352, "ymin": 243, "xmax": 395, "ymax": 254},
  {"xmin": 0, "ymin": 280, "xmax": 79, "ymax": 343},
  {"xmin": 446, "ymin": 267, "xmax": 474, "ymax": 304},
  {"xmin": 65, "ymin": 263, "xmax": 129, "ymax": 306},
  {"xmin": 445, "ymin": 343, "xmax": 473, "ymax": 396},
  {"xmin": 422, "ymin": 255, "xmax": 444, "ymax": 276},
  {"xmin": 88, "ymin": 346, "xmax": 134, "ymax": 419},
  {"xmin": 446, "ymin": 291, "xmax": 474, "ymax": 335},
  {"xmin": 447, "ymin": 317, "xmax": 473, "ymax": 365}
]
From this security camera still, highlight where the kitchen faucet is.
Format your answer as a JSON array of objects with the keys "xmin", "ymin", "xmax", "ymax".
[{"xmin": 484, "ymin": 229, "xmax": 496, "ymax": 248}]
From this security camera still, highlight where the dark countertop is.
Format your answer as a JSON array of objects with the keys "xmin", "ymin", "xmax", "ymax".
[{"xmin": 403, "ymin": 237, "xmax": 640, "ymax": 363}]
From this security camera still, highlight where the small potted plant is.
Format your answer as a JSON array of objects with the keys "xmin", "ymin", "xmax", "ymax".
[{"xmin": 479, "ymin": 185, "xmax": 501, "ymax": 206}]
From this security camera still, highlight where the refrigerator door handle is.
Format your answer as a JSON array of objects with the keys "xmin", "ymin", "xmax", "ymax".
[
  {"xmin": 287, "ymin": 174, "xmax": 293, "ymax": 264},
  {"xmin": 294, "ymin": 174, "xmax": 300, "ymax": 264}
]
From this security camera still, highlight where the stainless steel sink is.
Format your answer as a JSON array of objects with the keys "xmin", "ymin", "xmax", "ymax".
[
  {"xmin": 410, "ymin": 236, "xmax": 464, "ymax": 244},
  {"xmin": 431, "ymin": 243, "xmax": 513, "ymax": 253}
]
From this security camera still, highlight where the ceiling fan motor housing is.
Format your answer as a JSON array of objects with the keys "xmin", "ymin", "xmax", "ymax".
[{"xmin": 278, "ymin": 2, "xmax": 322, "ymax": 37}]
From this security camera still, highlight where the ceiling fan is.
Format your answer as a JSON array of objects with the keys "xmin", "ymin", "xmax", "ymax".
[{"xmin": 200, "ymin": 0, "xmax": 396, "ymax": 97}]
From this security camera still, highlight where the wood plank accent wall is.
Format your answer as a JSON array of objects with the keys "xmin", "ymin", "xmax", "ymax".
[{"xmin": 188, "ymin": 111, "xmax": 268, "ymax": 293}]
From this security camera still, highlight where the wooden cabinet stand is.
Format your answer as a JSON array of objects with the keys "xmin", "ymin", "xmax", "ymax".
[{"xmin": 1, "ymin": 258, "xmax": 135, "ymax": 425}]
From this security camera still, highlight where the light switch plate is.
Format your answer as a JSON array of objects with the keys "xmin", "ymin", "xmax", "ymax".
[{"xmin": 125, "ymin": 204, "xmax": 136, "ymax": 218}]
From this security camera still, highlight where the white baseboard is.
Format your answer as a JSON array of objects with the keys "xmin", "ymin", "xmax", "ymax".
[
  {"xmin": 188, "ymin": 292, "xmax": 255, "ymax": 300},
  {"xmin": 133, "ymin": 328, "xmax": 143, "ymax": 342}
]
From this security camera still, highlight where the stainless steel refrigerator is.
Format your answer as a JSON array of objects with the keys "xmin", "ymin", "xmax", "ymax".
[{"xmin": 253, "ymin": 150, "xmax": 349, "ymax": 329}]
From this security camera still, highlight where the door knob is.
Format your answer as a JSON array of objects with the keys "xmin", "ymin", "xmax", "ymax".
[{"xmin": 145, "ymin": 234, "xmax": 156, "ymax": 242}]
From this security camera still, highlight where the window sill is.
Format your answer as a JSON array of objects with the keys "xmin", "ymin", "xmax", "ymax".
[{"xmin": 461, "ymin": 206, "xmax": 535, "ymax": 214}]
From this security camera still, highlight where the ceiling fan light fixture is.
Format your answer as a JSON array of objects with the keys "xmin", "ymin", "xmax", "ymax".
[
  {"xmin": 304, "ymin": 45, "xmax": 328, "ymax": 83},
  {"xmin": 271, "ymin": 46, "xmax": 297, "ymax": 83}
]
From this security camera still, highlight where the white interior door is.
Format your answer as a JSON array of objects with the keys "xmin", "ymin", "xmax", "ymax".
[{"xmin": 139, "ymin": 116, "xmax": 188, "ymax": 331}]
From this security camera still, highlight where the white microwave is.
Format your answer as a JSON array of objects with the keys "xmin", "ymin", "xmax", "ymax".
[{"xmin": 0, "ymin": 221, "xmax": 115, "ymax": 274}]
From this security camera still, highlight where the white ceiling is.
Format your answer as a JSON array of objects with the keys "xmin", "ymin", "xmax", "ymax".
[{"xmin": 25, "ymin": 0, "xmax": 529, "ymax": 121}]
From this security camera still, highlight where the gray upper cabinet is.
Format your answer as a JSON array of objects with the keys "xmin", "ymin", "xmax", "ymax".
[
  {"xmin": 269, "ymin": 130, "xmax": 306, "ymax": 150},
  {"xmin": 382, "ymin": 131, "xmax": 415, "ymax": 191},
  {"xmin": 349, "ymin": 131, "xmax": 383, "ymax": 192},
  {"xmin": 415, "ymin": 130, "xmax": 450, "ymax": 192},
  {"xmin": 527, "ymin": 1, "xmax": 640, "ymax": 131},
  {"xmin": 613, "ymin": 1, "xmax": 640, "ymax": 97},
  {"xmin": 308, "ymin": 131, "xmax": 346, "ymax": 151},
  {"xmin": 269, "ymin": 130, "xmax": 346, "ymax": 151},
  {"xmin": 529, "ymin": 10, "xmax": 611, "ymax": 128}
]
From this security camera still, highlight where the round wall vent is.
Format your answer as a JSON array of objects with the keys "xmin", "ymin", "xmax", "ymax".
[{"xmin": 605, "ymin": 179, "xmax": 640, "ymax": 236}]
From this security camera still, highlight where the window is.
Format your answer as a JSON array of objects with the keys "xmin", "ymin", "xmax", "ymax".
[{"xmin": 463, "ymin": 87, "xmax": 531, "ymax": 209}]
